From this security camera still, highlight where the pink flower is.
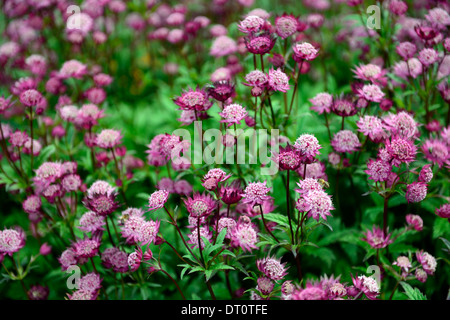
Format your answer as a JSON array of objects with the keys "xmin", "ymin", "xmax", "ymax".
[
  {"xmin": 219, "ymin": 103, "xmax": 248, "ymax": 126},
  {"xmin": 416, "ymin": 250, "xmax": 437, "ymax": 275},
  {"xmin": 406, "ymin": 182, "xmax": 428, "ymax": 203},
  {"xmin": 78, "ymin": 211, "xmax": 106, "ymax": 233},
  {"xmin": 365, "ymin": 159, "xmax": 392, "ymax": 182},
  {"xmin": 421, "ymin": 139, "xmax": 449, "ymax": 168},
  {"xmin": 83, "ymin": 180, "xmax": 119, "ymax": 217},
  {"xmin": 128, "ymin": 247, "xmax": 143, "ymax": 272},
  {"xmin": 244, "ymin": 70, "xmax": 268, "ymax": 88},
  {"xmin": 72, "ymin": 235, "xmax": 101, "ymax": 258},
  {"xmin": 385, "ymin": 136, "xmax": 417, "ymax": 166},
  {"xmin": 331, "ymin": 130, "xmax": 361, "ymax": 153},
  {"xmin": 96, "ymin": 129, "xmax": 122, "ymax": 149},
  {"xmin": 302, "ymin": 189, "xmax": 334, "ymax": 221},
  {"xmin": 241, "ymin": 181, "xmax": 272, "ymax": 206},
  {"xmin": 187, "ymin": 226, "xmax": 212, "ymax": 249},
  {"xmin": 147, "ymin": 190, "xmax": 169, "ymax": 212},
  {"xmin": 0, "ymin": 228, "xmax": 26, "ymax": 255},
  {"xmin": 19, "ymin": 89, "xmax": 43, "ymax": 107},
  {"xmin": 294, "ymin": 133, "xmax": 322, "ymax": 163},
  {"xmin": 362, "ymin": 226, "xmax": 393, "ymax": 249},
  {"xmin": 257, "ymin": 256, "xmax": 288, "ymax": 281},
  {"xmin": 245, "ymin": 32, "xmax": 277, "ymax": 55},
  {"xmin": 292, "ymin": 42, "xmax": 319, "ymax": 62},
  {"xmin": 183, "ymin": 192, "xmax": 217, "ymax": 218},
  {"xmin": 210, "ymin": 36, "xmax": 237, "ymax": 57},
  {"xmin": 353, "ymin": 63, "xmax": 387, "ymax": 85},
  {"xmin": 173, "ymin": 87, "xmax": 212, "ymax": 112},
  {"xmin": 406, "ymin": 214, "xmax": 423, "ymax": 231},
  {"xmin": 435, "ymin": 203, "xmax": 450, "ymax": 219},
  {"xmin": 309, "ymin": 92, "xmax": 333, "ymax": 114},
  {"xmin": 383, "ymin": 111, "xmax": 418, "ymax": 140},
  {"xmin": 351, "ymin": 274, "xmax": 380, "ymax": 300},
  {"xmin": 202, "ymin": 168, "xmax": 231, "ymax": 190},
  {"xmin": 59, "ymin": 60, "xmax": 87, "ymax": 79},
  {"xmin": 230, "ymin": 219, "xmax": 258, "ymax": 252},
  {"xmin": 275, "ymin": 14, "xmax": 298, "ymax": 39},
  {"xmin": 418, "ymin": 164, "xmax": 433, "ymax": 183},
  {"xmin": 357, "ymin": 84, "xmax": 385, "ymax": 102},
  {"xmin": 237, "ymin": 15, "xmax": 266, "ymax": 34}
]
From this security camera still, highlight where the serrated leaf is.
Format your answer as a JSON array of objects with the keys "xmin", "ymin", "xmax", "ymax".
[
  {"xmin": 263, "ymin": 213, "xmax": 291, "ymax": 229},
  {"xmin": 400, "ymin": 282, "xmax": 427, "ymax": 300}
]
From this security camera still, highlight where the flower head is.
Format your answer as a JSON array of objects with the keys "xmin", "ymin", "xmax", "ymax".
[
  {"xmin": 245, "ymin": 31, "xmax": 277, "ymax": 55},
  {"xmin": 78, "ymin": 211, "xmax": 106, "ymax": 233},
  {"xmin": 96, "ymin": 129, "xmax": 122, "ymax": 149},
  {"xmin": 416, "ymin": 250, "xmax": 437, "ymax": 275},
  {"xmin": 357, "ymin": 84, "xmax": 385, "ymax": 102},
  {"xmin": 257, "ymin": 256, "xmax": 288, "ymax": 281},
  {"xmin": 0, "ymin": 228, "xmax": 26, "ymax": 255},
  {"xmin": 294, "ymin": 133, "xmax": 322, "ymax": 163},
  {"xmin": 267, "ymin": 68, "xmax": 290, "ymax": 92},
  {"xmin": 83, "ymin": 180, "xmax": 119, "ymax": 216},
  {"xmin": 331, "ymin": 130, "xmax": 361, "ymax": 153},
  {"xmin": 275, "ymin": 14, "xmax": 298, "ymax": 39},
  {"xmin": 147, "ymin": 190, "xmax": 169, "ymax": 212},
  {"xmin": 292, "ymin": 42, "xmax": 319, "ymax": 62},
  {"xmin": 406, "ymin": 182, "xmax": 428, "ymax": 203},
  {"xmin": 406, "ymin": 214, "xmax": 423, "ymax": 231},
  {"xmin": 365, "ymin": 159, "xmax": 392, "ymax": 182},
  {"xmin": 219, "ymin": 103, "xmax": 248, "ymax": 126},
  {"xmin": 362, "ymin": 226, "xmax": 393, "ymax": 249},
  {"xmin": 309, "ymin": 92, "xmax": 333, "ymax": 114},
  {"xmin": 184, "ymin": 192, "xmax": 217, "ymax": 218},
  {"xmin": 351, "ymin": 274, "xmax": 380, "ymax": 300},
  {"xmin": 174, "ymin": 87, "xmax": 212, "ymax": 112},
  {"xmin": 231, "ymin": 219, "xmax": 258, "ymax": 252},
  {"xmin": 241, "ymin": 181, "xmax": 272, "ymax": 206}
]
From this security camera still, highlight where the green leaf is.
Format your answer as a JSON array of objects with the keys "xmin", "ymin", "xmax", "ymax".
[
  {"xmin": 433, "ymin": 218, "xmax": 450, "ymax": 239},
  {"xmin": 263, "ymin": 213, "xmax": 291, "ymax": 229},
  {"xmin": 400, "ymin": 282, "xmax": 427, "ymax": 300}
]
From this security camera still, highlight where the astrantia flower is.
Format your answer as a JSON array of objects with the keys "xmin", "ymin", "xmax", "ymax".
[
  {"xmin": 421, "ymin": 139, "xmax": 449, "ymax": 168},
  {"xmin": 396, "ymin": 42, "xmax": 417, "ymax": 60},
  {"xmin": 238, "ymin": 15, "xmax": 266, "ymax": 34},
  {"xmin": 96, "ymin": 129, "xmax": 122, "ymax": 149},
  {"xmin": 291, "ymin": 285, "xmax": 327, "ymax": 300},
  {"xmin": 418, "ymin": 48, "xmax": 439, "ymax": 67},
  {"xmin": 23, "ymin": 195, "xmax": 42, "ymax": 215},
  {"xmin": 173, "ymin": 87, "xmax": 212, "ymax": 112},
  {"xmin": 275, "ymin": 14, "xmax": 298, "ymax": 39},
  {"xmin": 295, "ymin": 178, "xmax": 323, "ymax": 194},
  {"xmin": 357, "ymin": 84, "xmax": 385, "ymax": 102},
  {"xmin": 147, "ymin": 190, "xmax": 169, "ymax": 212},
  {"xmin": 406, "ymin": 182, "xmax": 427, "ymax": 203},
  {"xmin": 353, "ymin": 63, "xmax": 387, "ymax": 85},
  {"xmin": 309, "ymin": 92, "xmax": 333, "ymax": 114},
  {"xmin": 210, "ymin": 36, "xmax": 237, "ymax": 57},
  {"xmin": 138, "ymin": 220, "xmax": 160, "ymax": 245},
  {"xmin": 357, "ymin": 115, "xmax": 388, "ymax": 143},
  {"xmin": 68, "ymin": 289, "xmax": 95, "ymax": 300},
  {"xmin": 362, "ymin": 226, "xmax": 392, "ymax": 249},
  {"xmin": 121, "ymin": 215, "xmax": 146, "ymax": 244},
  {"xmin": 243, "ymin": 70, "xmax": 268, "ymax": 88},
  {"xmin": 83, "ymin": 180, "xmax": 119, "ymax": 216},
  {"xmin": 62, "ymin": 174, "xmax": 82, "ymax": 192},
  {"xmin": 331, "ymin": 97, "xmax": 357, "ymax": 117},
  {"xmin": 257, "ymin": 256, "xmax": 288, "ymax": 281},
  {"xmin": 79, "ymin": 273, "xmax": 102, "ymax": 294},
  {"xmin": 27, "ymin": 285, "xmax": 49, "ymax": 301},
  {"xmin": 202, "ymin": 168, "xmax": 231, "ymax": 191},
  {"xmin": 257, "ymin": 277, "xmax": 275, "ymax": 296},
  {"xmin": 365, "ymin": 159, "xmax": 392, "ymax": 182},
  {"xmin": 435, "ymin": 203, "xmax": 450, "ymax": 219},
  {"xmin": 59, "ymin": 60, "xmax": 87, "ymax": 79},
  {"xmin": 385, "ymin": 136, "xmax": 417, "ymax": 166},
  {"xmin": 425, "ymin": 7, "xmax": 450, "ymax": 27},
  {"xmin": 219, "ymin": 103, "xmax": 248, "ymax": 126},
  {"xmin": 187, "ymin": 226, "xmax": 212, "ymax": 249},
  {"xmin": 77, "ymin": 103, "xmax": 105, "ymax": 129},
  {"xmin": 303, "ymin": 189, "xmax": 334, "ymax": 221},
  {"xmin": 351, "ymin": 274, "xmax": 380, "ymax": 300},
  {"xmin": 219, "ymin": 181, "xmax": 243, "ymax": 205},
  {"xmin": 383, "ymin": 111, "xmax": 418, "ymax": 140},
  {"xmin": 78, "ymin": 211, "xmax": 106, "ymax": 233},
  {"xmin": 183, "ymin": 192, "xmax": 217, "ymax": 218},
  {"xmin": 294, "ymin": 133, "xmax": 322, "ymax": 163},
  {"xmin": 267, "ymin": 68, "xmax": 290, "ymax": 92},
  {"xmin": 241, "ymin": 181, "xmax": 272, "ymax": 206},
  {"xmin": 416, "ymin": 250, "xmax": 437, "ymax": 275},
  {"xmin": 207, "ymin": 81, "xmax": 235, "ymax": 102},
  {"xmin": 72, "ymin": 235, "xmax": 101, "ymax": 258},
  {"xmin": 406, "ymin": 214, "xmax": 423, "ymax": 231},
  {"xmin": 34, "ymin": 162, "xmax": 63, "ymax": 188},
  {"xmin": 296, "ymin": 162, "xmax": 327, "ymax": 180},
  {"xmin": 128, "ymin": 247, "xmax": 143, "ymax": 272},
  {"xmin": 20, "ymin": 89, "xmax": 43, "ymax": 107},
  {"xmin": 231, "ymin": 220, "xmax": 258, "ymax": 252},
  {"xmin": 415, "ymin": 268, "xmax": 428, "ymax": 283},
  {"xmin": 245, "ymin": 31, "xmax": 276, "ymax": 55},
  {"xmin": 331, "ymin": 130, "xmax": 361, "ymax": 153},
  {"xmin": 418, "ymin": 164, "xmax": 433, "ymax": 183},
  {"xmin": 217, "ymin": 217, "xmax": 237, "ymax": 239},
  {"xmin": 110, "ymin": 250, "xmax": 129, "ymax": 273},
  {"xmin": 393, "ymin": 256, "xmax": 412, "ymax": 273},
  {"xmin": 274, "ymin": 144, "xmax": 303, "ymax": 171},
  {"xmin": 292, "ymin": 42, "xmax": 319, "ymax": 62},
  {"xmin": 0, "ymin": 228, "xmax": 25, "ymax": 255}
]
